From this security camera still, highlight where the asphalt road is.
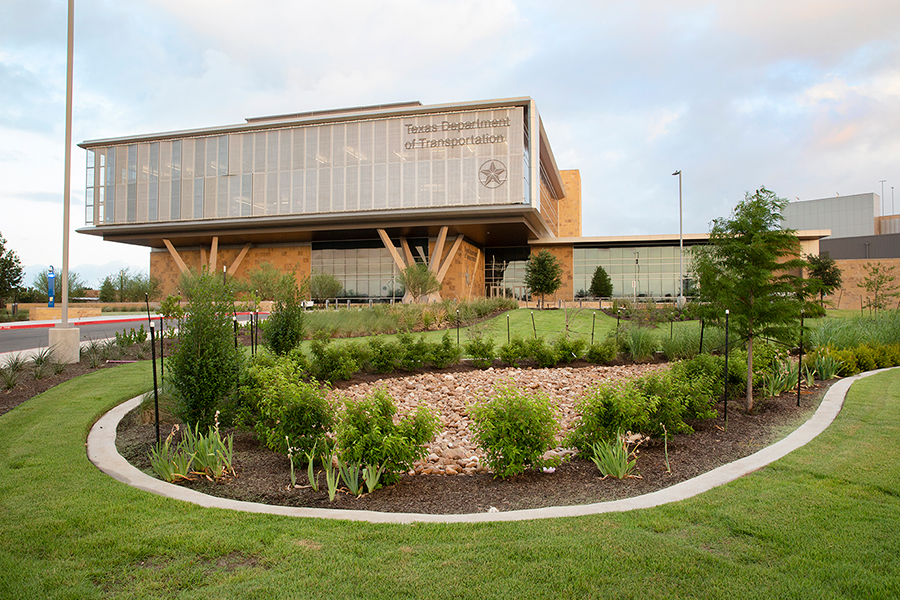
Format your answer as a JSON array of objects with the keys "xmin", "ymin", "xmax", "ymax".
[{"xmin": 0, "ymin": 314, "xmax": 256, "ymax": 354}]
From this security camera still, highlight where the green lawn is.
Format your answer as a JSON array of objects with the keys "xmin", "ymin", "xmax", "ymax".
[{"xmin": 1, "ymin": 361, "xmax": 899, "ymax": 598}]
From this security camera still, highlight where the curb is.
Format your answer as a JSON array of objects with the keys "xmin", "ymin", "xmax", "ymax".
[{"xmin": 86, "ymin": 369, "xmax": 886, "ymax": 523}]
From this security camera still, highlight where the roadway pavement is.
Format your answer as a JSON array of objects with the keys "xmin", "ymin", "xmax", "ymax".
[{"xmin": 0, "ymin": 312, "xmax": 256, "ymax": 358}]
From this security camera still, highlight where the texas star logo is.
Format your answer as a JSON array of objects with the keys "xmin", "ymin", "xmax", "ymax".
[{"xmin": 478, "ymin": 160, "xmax": 507, "ymax": 189}]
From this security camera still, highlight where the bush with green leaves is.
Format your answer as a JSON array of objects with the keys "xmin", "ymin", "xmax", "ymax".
[
  {"xmin": 499, "ymin": 336, "xmax": 529, "ymax": 367},
  {"xmin": 365, "ymin": 336, "xmax": 401, "ymax": 373},
  {"xmin": 429, "ymin": 332, "xmax": 462, "ymax": 368},
  {"xmin": 397, "ymin": 332, "xmax": 430, "ymax": 371},
  {"xmin": 262, "ymin": 273, "xmax": 306, "ymax": 355},
  {"xmin": 553, "ymin": 336, "xmax": 586, "ymax": 364},
  {"xmin": 566, "ymin": 380, "xmax": 655, "ymax": 455},
  {"xmin": 465, "ymin": 336, "xmax": 495, "ymax": 369},
  {"xmin": 635, "ymin": 362, "xmax": 718, "ymax": 437},
  {"xmin": 169, "ymin": 272, "xmax": 244, "ymax": 429},
  {"xmin": 309, "ymin": 335, "xmax": 360, "ymax": 382},
  {"xmin": 335, "ymin": 389, "xmax": 438, "ymax": 485},
  {"xmin": 585, "ymin": 339, "xmax": 617, "ymax": 364},
  {"xmin": 238, "ymin": 355, "xmax": 334, "ymax": 455},
  {"xmin": 469, "ymin": 384, "xmax": 558, "ymax": 478},
  {"xmin": 526, "ymin": 337, "xmax": 558, "ymax": 368}
]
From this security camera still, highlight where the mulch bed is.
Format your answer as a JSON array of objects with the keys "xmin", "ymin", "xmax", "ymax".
[
  {"xmin": 2, "ymin": 338, "xmax": 833, "ymax": 516},
  {"xmin": 114, "ymin": 365, "xmax": 832, "ymax": 515}
]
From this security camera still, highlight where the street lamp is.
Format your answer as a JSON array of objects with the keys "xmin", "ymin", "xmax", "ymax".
[
  {"xmin": 880, "ymin": 180, "xmax": 886, "ymax": 217},
  {"xmin": 672, "ymin": 170, "xmax": 684, "ymax": 308},
  {"xmin": 48, "ymin": 0, "xmax": 80, "ymax": 364}
]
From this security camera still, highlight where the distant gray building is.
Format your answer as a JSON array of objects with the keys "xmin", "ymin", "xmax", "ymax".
[{"xmin": 782, "ymin": 193, "xmax": 881, "ymax": 239}]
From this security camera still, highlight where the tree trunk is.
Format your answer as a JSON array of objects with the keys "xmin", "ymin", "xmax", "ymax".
[{"xmin": 745, "ymin": 335, "xmax": 754, "ymax": 412}]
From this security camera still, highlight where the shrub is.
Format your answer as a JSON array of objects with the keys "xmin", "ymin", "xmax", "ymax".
[
  {"xmin": 335, "ymin": 389, "xmax": 438, "ymax": 485},
  {"xmin": 309, "ymin": 335, "xmax": 359, "ymax": 382},
  {"xmin": 465, "ymin": 336, "xmax": 495, "ymax": 369},
  {"xmin": 498, "ymin": 336, "xmax": 529, "ymax": 367},
  {"xmin": 853, "ymin": 345, "xmax": 878, "ymax": 372},
  {"xmin": 526, "ymin": 337, "xmax": 558, "ymax": 368},
  {"xmin": 585, "ymin": 340, "xmax": 617, "ymax": 364},
  {"xmin": 835, "ymin": 348, "xmax": 860, "ymax": 376},
  {"xmin": 469, "ymin": 384, "xmax": 558, "ymax": 478},
  {"xmin": 397, "ymin": 332, "xmax": 429, "ymax": 371},
  {"xmin": 636, "ymin": 364, "xmax": 718, "ymax": 437},
  {"xmin": 365, "ymin": 336, "xmax": 400, "ymax": 373},
  {"xmin": 239, "ymin": 356, "xmax": 334, "ymax": 455},
  {"xmin": 567, "ymin": 380, "xmax": 655, "ymax": 455},
  {"xmin": 553, "ymin": 336, "xmax": 586, "ymax": 363},
  {"xmin": 169, "ymin": 272, "xmax": 244, "ymax": 429},
  {"xmin": 667, "ymin": 357, "xmax": 721, "ymax": 422},
  {"xmin": 429, "ymin": 332, "xmax": 462, "ymax": 369}
]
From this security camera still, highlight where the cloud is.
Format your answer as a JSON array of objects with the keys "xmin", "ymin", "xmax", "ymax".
[{"xmin": 2, "ymin": 0, "xmax": 900, "ymax": 276}]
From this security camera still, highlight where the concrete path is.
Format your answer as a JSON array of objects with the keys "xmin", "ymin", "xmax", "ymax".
[{"xmin": 86, "ymin": 369, "xmax": 884, "ymax": 523}]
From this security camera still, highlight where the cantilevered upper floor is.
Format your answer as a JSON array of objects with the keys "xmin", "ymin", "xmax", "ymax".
[{"xmin": 76, "ymin": 97, "xmax": 576, "ymax": 251}]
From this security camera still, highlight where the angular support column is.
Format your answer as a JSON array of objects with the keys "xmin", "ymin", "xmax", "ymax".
[
  {"xmin": 209, "ymin": 237, "xmax": 219, "ymax": 272},
  {"xmin": 163, "ymin": 239, "xmax": 190, "ymax": 273},
  {"xmin": 227, "ymin": 244, "xmax": 252, "ymax": 276}
]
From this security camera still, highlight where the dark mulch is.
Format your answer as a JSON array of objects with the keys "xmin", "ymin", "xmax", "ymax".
[
  {"xmin": 2, "ymin": 336, "xmax": 833, "ymax": 516},
  {"xmin": 115, "ymin": 369, "xmax": 832, "ymax": 515}
]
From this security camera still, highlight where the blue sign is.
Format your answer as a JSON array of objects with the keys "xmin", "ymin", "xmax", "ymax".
[{"xmin": 48, "ymin": 266, "xmax": 55, "ymax": 308}]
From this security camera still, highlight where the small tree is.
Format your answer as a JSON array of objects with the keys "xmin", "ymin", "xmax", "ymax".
[
  {"xmin": 308, "ymin": 270, "xmax": 343, "ymax": 303},
  {"xmin": 262, "ymin": 272, "xmax": 307, "ymax": 355},
  {"xmin": 693, "ymin": 187, "xmax": 807, "ymax": 411},
  {"xmin": 0, "ymin": 232, "xmax": 24, "ymax": 305},
  {"xmin": 169, "ymin": 272, "xmax": 244, "ymax": 428},
  {"xmin": 397, "ymin": 263, "xmax": 441, "ymax": 303},
  {"xmin": 244, "ymin": 262, "xmax": 284, "ymax": 301},
  {"xmin": 524, "ymin": 249, "xmax": 562, "ymax": 309},
  {"xmin": 806, "ymin": 253, "xmax": 842, "ymax": 306},
  {"xmin": 98, "ymin": 276, "xmax": 116, "ymax": 302},
  {"xmin": 589, "ymin": 265, "xmax": 613, "ymax": 298},
  {"xmin": 857, "ymin": 262, "xmax": 899, "ymax": 315}
]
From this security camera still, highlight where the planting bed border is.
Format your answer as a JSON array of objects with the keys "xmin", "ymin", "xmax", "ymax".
[{"xmin": 87, "ymin": 369, "xmax": 887, "ymax": 523}]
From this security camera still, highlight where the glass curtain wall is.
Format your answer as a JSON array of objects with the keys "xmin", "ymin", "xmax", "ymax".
[
  {"xmin": 85, "ymin": 106, "xmax": 526, "ymax": 226},
  {"xmin": 574, "ymin": 246, "xmax": 693, "ymax": 298},
  {"xmin": 310, "ymin": 239, "xmax": 429, "ymax": 299},
  {"xmin": 484, "ymin": 247, "xmax": 530, "ymax": 300}
]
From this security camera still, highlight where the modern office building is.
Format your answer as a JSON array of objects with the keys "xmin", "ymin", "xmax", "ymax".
[{"xmin": 77, "ymin": 97, "xmax": 824, "ymax": 302}]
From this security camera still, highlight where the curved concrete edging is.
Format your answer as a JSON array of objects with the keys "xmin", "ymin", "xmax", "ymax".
[{"xmin": 87, "ymin": 369, "xmax": 887, "ymax": 524}]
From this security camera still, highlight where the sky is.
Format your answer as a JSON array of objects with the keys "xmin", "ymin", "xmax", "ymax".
[{"xmin": 2, "ymin": 0, "xmax": 899, "ymax": 289}]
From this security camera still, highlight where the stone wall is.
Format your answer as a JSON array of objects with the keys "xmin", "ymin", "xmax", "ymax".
[
  {"xmin": 529, "ymin": 244, "xmax": 574, "ymax": 305},
  {"xmin": 558, "ymin": 170, "xmax": 582, "ymax": 238},
  {"xmin": 825, "ymin": 258, "xmax": 900, "ymax": 310}
]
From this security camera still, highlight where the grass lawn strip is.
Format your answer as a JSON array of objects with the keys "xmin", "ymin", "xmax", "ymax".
[{"xmin": 0, "ymin": 364, "xmax": 898, "ymax": 598}]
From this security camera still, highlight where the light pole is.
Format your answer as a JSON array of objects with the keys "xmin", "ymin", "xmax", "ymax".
[
  {"xmin": 880, "ymin": 180, "xmax": 886, "ymax": 217},
  {"xmin": 48, "ymin": 0, "xmax": 80, "ymax": 364},
  {"xmin": 672, "ymin": 170, "xmax": 684, "ymax": 308}
]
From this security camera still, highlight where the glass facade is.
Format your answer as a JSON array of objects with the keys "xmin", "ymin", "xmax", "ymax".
[
  {"xmin": 574, "ymin": 245, "xmax": 693, "ymax": 298},
  {"xmin": 310, "ymin": 240, "xmax": 429, "ymax": 298},
  {"xmin": 85, "ymin": 106, "xmax": 527, "ymax": 226},
  {"xmin": 484, "ymin": 247, "xmax": 530, "ymax": 300}
]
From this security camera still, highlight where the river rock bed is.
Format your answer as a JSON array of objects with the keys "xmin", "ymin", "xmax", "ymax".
[{"xmin": 331, "ymin": 363, "xmax": 666, "ymax": 476}]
